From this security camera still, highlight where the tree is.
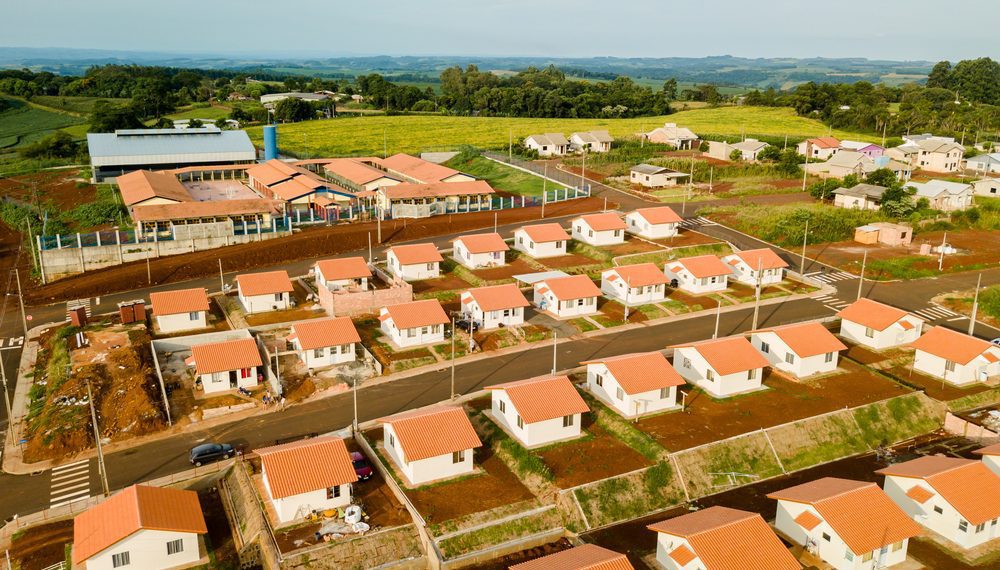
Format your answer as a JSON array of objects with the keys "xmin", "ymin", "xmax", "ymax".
[
  {"xmin": 188, "ymin": 118, "xmax": 203, "ymax": 128},
  {"xmin": 865, "ymin": 168, "xmax": 898, "ymax": 189},
  {"xmin": 662, "ymin": 78, "xmax": 678, "ymax": 102},
  {"xmin": 777, "ymin": 148, "xmax": 801, "ymax": 176},
  {"xmin": 757, "ymin": 145, "xmax": 781, "ymax": 161},
  {"xmin": 808, "ymin": 179, "xmax": 841, "ymax": 200},
  {"xmin": 880, "ymin": 185, "xmax": 916, "ymax": 217},
  {"xmin": 927, "ymin": 61, "xmax": 952, "ymax": 89},
  {"xmin": 89, "ymin": 101, "xmax": 142, "ymax": 132},
  {"xmin": 841, "ymin": 174, "xmax": 860, "ymax": 188},
  {"xmin": 18, "ymin": 131, "xmax": 80, "ymax": 159},
  {"xmin": 729, "ymin": 149, "xmax": 743, "ymax": 161},
  {"xmin": 273, "ymin": 97, "xmax": 315, "ymax": 122}
]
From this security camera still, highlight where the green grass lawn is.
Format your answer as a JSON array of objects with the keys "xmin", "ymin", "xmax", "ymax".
[
  {"xmin": 443, "ymin": 154, "xmax": 566, "ymax": 197},
  {"xmin": 30, "ymin": 96, "xmax": 129, "ymax": 115},
  {"xmin": 0, "ymin": 97, "xmax": 85, "ymax": 150},
  {"xmin": 165, "ymin": 104, "xmax": 235, "ymax": 121}
]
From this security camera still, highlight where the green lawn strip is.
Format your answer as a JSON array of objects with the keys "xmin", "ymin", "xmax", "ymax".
[
  {"xmin": 571, "ymin": 318, "xmax": 598, "ymax": 333},
  {"xmin": 436, "ymin": 507, "xmax": 562, "ymax": 558},
  {"xmin": 573, "ymin": 461, "xmax": 682, "ymax": 528},
  {"xmin": 478, "ymin": 414, "xmax": 553, "ymax": 482},
  {"xmin": 443, "ymin": 153, "xmax": 566, "ymax": 198},
  {"xmin": 580, "ymin": 392, "xmax": 669, "ymax": 461}
]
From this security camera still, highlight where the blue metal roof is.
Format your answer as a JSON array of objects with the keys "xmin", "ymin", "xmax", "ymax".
[{"xmin": 87, "ymin": 128, "xmax": 256, "ymax": 162}]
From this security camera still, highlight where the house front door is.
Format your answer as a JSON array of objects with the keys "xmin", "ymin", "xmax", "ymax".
[{"xmin": 229, "ymin": 370, "xmax": 238, "ymax": 388}]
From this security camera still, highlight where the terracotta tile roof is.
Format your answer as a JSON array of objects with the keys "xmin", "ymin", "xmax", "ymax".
[
  {"xmin": 486, "ymin": 375, "xmax": 589, "ymax": 423},
  {"xmin": 131, "ymin": 198, "xmax": 280, "ymax": 222},
  {"xmin": 187, "ymin": 337, "xmax": 262, "ymax": 375},
  {"xmin": 382, "ymin": 299, "xmax": 449, "ymax": 330},
  {"xmin": 381, "ymin": 180, "xmax": 495, "ymax": 200},
  {"xmin": 576, "ymin": 213, "xmax": 626, "ymax": 232},
  {"xmin": 671, "ymin": 336, "xmax": 769, "ymax": 376},
  {"xmin": 633, "ymin": 206, "xmax": 683, "ymax": 225},
  {"xmin": 837, "ymin": 298, "xmax": 915, "ymax": 331},
  {"xmin": 378, "ymin": 406, "xmax": 482, "ymax": 462},
  {"xmin": 247, "ymin": 159, "xmax": 297, "ymax": 186},
  {"xmin": 389, "ymin": 243, "xmax": 443, "ymax": 265},
  {"xmin": 794, "ymin": 510, "xmax": 822, "ymax": 530},
  {"xmin": 910, "ymin": 326, "xmax": 995, "ymax": 365},
  {"xmin": 877, "ymin": 455, "xmax": 1000, "ymax": 525},
  {"xmin": 669, "ymin": 255, "xmax": 732, "ymax": 279},
  {"xmin": 755, "ymin": 321, "xmax": 847, "ymax": 358},
  {"xmin": 607, "ymin": 263, "xmax": 670, "ymax": 288},
  {"xmin": 149, "ymin": 287, "xmax": 209, "ymax": 316},
  {"xmin": 271, "ymin": 177, "xmax": 319, "ymax": 201},
  {"xmin": 906, "ymin": 485, "xmax": 935, "ymax": 504},
  {"xmin": 974, "ymin": 442, "xmax": 1000, "ymax": 456},
  {"xmin": 73, "ymin": 485, "xmax": 207, "ymax": 564},
  {"xmin": 648, "ymin": 506, "xmax": 800, "ymax": 570},
  {"xmin": 809, "ymin": 136, "xmax": 841, "ymax": 149},
  {"xmin": 509, "ymin": 544, "xmax": 634, "ymax": 570},
  {"xmin": 453, "ymin": 232, "xmax": 509, "ymax": 254},
  {"xmin": 255, "ymin": 436, "xmax": 357, "ymax": 499},
  {"xmin": 236, "ymin": 270, "xmax": 294, "ymax": 297},
  {"xmin": 520, "ymin": 223, "xmax": 570, "ymax": 243},
  {"xmin": 315, "ymin": 257, "xmax": 372, "ymax": 281},
  {"xmin": 117, "ymin": 169, "xmax": 193, "ymax": 206},
  {"xmin": 767, "ymin": 478, "xmax": 922, "ymax": 554},
  {"xmin": 289, "ymin": 317, "xmax": 360, "ymax": 350},
  {"xmin": 582, "ymin": 352, "xmax": 685, "ymax": 394},
  {"xmin": 540, "ymin": 275, "xmax": 601, "ymax": 300},
  {"xmin": 463, "ymin": 284, "xmax": 530, "ymax": 312},
  {"xmin": 323, "ymin": 158, "xmax": 395, "ymax": 185},
  {"xmin": 727, "ymin": 248, "xmax": 789, "ymax": 271},
  {"xmin": 380, "ymin": 153, "xmax": 463, "ymax": 183},
  {"xmin": 669, "ymin": 545, "xmax": 697, "ymax": 566}
]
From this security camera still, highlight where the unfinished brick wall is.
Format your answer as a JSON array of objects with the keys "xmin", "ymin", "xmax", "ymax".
[{"xmin": 319, "ymin": 282, "xmax": 414, "ymax": 316}]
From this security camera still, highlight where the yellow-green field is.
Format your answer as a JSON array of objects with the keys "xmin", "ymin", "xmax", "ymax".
[{"xmin": 247, "ymin": 106, "xmax": 874, "ymax": 157}]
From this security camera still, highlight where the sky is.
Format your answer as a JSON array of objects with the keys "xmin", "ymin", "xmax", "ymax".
[{"xmin": 3, "ymin": 0, "xmax": 999, "ymax": 62}]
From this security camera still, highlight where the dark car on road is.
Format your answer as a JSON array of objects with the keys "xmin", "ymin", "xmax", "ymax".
[
  {"xmin": 351, "ymin": 451, "xmax": 374, "ymax": 481},
  {"xmin": 189, "ymin": 442, "xmax": 234, "ymax": 466}
]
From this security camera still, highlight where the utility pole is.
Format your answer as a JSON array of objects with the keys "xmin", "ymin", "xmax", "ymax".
[
  {"xmin": 352, "ymin": 375, "xmax": 358, "ymax": 434},
  {"xmin": 969, "ymin": 273, "xmax": 983, "ymax": 336},
  {"xmin": 551, "ymin": 331, "xmax": 557, "ymax": 375},
  {"xmin": 493, "ymin": 212, "xmax": 498, "ymax": 234},
  {"xmin": 377, "ymin": 211, "xmax": 382, "ymax": 244},
  {"xmin": 450, "ymin": 317, "xmax": 456, "ymax": 400},
  {"xmin": 146, "ymin": 251, "xmax": 151, "ymax": 285},
  {"xmin": 802, "ymin": 152, "xmax": 810, "ymax": 192},
  {"xmin": 508, "ymin": 129, "xmax": 513, "ymax": 162},
  {"xmin": 1, "ymin": 352, "xmax": 12, "ymax": 449},
  {"xmin": 623, "ymin": 277, "xmax": 631, "ymax": 322},
  {"xmin": 708, "ymin": 167, "xmax": 713, "ymax": 192},
  {"xmin": 857, "ymin": 249, "xmax": 867, "ymax": 301},
  {"xmin": 367, "ymin": 232, "xmax": 372, "ymax": 263},
  {"xmin": 14, "ymin": 269, "xmax": 27, "ymax": 339},
  {"xmin": 713, "ymin": 298, "xmax": 722, "ymax": 339},
  {"xmin": 603, "ymin": 196, "xmax": 607, "ymax": 213},
  {"xmin": 751, "ymin": 257, "xmax": 763, "ymax": 330},
  {"xmin": 219, "ymin": 259, "xmax": 224, "ymax": 292},
  {"xmin": 938, "ymin": 231, "xmax": 947, "ymax": 271},
  {"xmin": 541, "ymin": 163, "xmax": 548, "ymax": 219},
  {"xmin": 800, "ymin": 220, "xmax": 809, "ymax": 274},
  {"xmin": 86, "ymin": 379, "xmax": 110, "ymax": 497},
  {"xmin": 580, "ymin": 150, "xmax": 586, "ymax": 192}
]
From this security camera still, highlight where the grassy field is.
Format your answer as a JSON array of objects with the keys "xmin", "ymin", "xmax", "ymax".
[
  {"xmin": 443, "ymin": 153, "xmax": 566, "ymax": 196},
  {"xmin": 0, "ymin": 97, "xmax": 86, "ymax": 150},
  {"xmin": 246, "ymin": 106, "xmax": 874, "ymax": 157},
  {"xmin": 165, "ymin": 104, "xmax": 236, "ymax": 121},
  {"xmin": 30, "ymin": 96, "xmax": 129, "ymax": 115}
]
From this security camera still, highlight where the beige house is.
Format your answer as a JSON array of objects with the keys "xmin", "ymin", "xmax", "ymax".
[
  {"xmin": 797, "ymin": 137, "xmax": 841, "ymax": 160},
  {"xmin": 907, "ymin": 180, "xmax": 973, "ymax": 211},
  {"xmin": 706, "ymin": 139, "xmax": 769, "ymax": 162},
  {"xmin": 524, "ymin": 133, "xmax": 569, "ymax": 157},
  {"xmin": 832, "ymin": 184, "xmax": 886, "ymax": 210},
  {"xmin": 629, "ymin": 164, "xmax": 690, "ymax": 188},
  {"xmin": 569, "ymin": 131, "xmax": 613, "ymax": 153},
  {"xmin": 640, "ymin": 123, "xmax": 699, "ymax": 149},
  {"xmin": 804, "ymin": 151, "xmax": 912, "ymax": 181},
  {"xmin": 972, "ymin": 178, "xmax": 1000, "ymax": 197},
  {"xmin": 853, "ymin": 222, "xmax": 913, "ymax": 246},
  {"xmin": 889, "ymin": 139, "xmax": 965, "ymax": 173}
]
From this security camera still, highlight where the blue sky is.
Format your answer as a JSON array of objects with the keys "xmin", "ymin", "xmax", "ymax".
[{"xmin": 4, "ymin": 0, "xmax": 998, "ymax": 61}]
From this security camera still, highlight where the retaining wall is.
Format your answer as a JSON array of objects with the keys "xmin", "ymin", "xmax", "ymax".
[{"xmin": 319, "ymin": 282, "xmax": 414, "ymax": 316}]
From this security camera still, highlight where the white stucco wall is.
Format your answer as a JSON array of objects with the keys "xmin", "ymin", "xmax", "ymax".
[
  {"xmin": 913, "ymin": 349, "xmax": 995, "ymax": 386},
  {"xmin": 514, "ymin": 230, "xmax": 566, "ymax": 258},
  {"xmin": 156, "ymin": 310, "xmax": 207, "ymax": 334},
  {"xmin": 382, "ymin": 423, "xmax": 474, "ymax": 485},
  {"xmin": 387, "ymin": 252, "xmax": 440, "ymax": 281},
  {"xmin": 839, "ymin": 319, "xmax": 921, "ymax": 350},
  {"xmin": 263, "ymin": 467, "xmax": 352, "ymax": 524},
  {"xmin": 454, "ymin": 242, "xmax": 505, "ymax": 269},
  {"xmin": 571, "ymin": 222, "xmax": 624, "ymax": 246},
  {"xmin": 625, "ymin": 212, "xmax": 679, "ymax": 239},
  {"xmin": 600, "ymin": 271, "xmax": 666, "ymax": 306},
  {"xmin": 198, "ymin": 366, "xmax": 257, "ymax": 395},
  {"xmin": 654, "ymin": 533, "xmax": 701, "ymax": 570},
  {"xmin": 982, "ymin": 455, "xmax": 1000, "ymax": 477},
  {"xmin": 380, "ymin": 317, "xmax": 444, "ymax": 348},
  {"xmin": 238, "ymin": 290, "xmax": 289, "ymax": 314},
  {"xmin": 586, "ymin": 363, "xmax": 679, "ymax": 418},
  {"xmin": 295, "ymin": 341, "xmax": 355, "ymax": 369},
  {"xmin": 834, "ymin": 194, "xmax": 880, "ymax": 211},
  {"xmin": 724, "ymin": 259, "xmax": 784, "ymax": 286},
  {"xmin": 882, "ymin": 475, "xmax": 1000, "ymax": 550},
  {"xmin": 533, "ymin": 285, "xmax": 597, "ymax": 318},
  {"xmin": 664, "ymin": 267, "xmax": 728, "ymax": 294},
  {"xmin": 673, "ymin": 347, "xmax": 762, "ymax": 398},
  {"xmin": 83, "ymin": 529, "xmax": 201, "ymax": 570},
  {"xmin": 463, "ymin": 297, "xmax": 525, "ymax": 330},
  {"xmin": 490, "ymin": 390, "xmax": 582, "ymax": 447},
  {"xmin": 752, "ymin": 332, "xmax": 839, "ymax": 378}
]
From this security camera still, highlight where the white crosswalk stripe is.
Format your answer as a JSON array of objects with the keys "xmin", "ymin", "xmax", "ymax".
[
  {"xmin": 50, "ymin": 459, "xmax": 93, "ymax": 507},
  {"xmin": 913, "ymin": 306, "xmax": 961, "ymax": 321},
  {"xmin": 808, "ymin": 271, "xmax": 857, "ymax": 284},
  {"xmin": 678, "ymin": 216, "xmax": 714, "ymax": 229}
]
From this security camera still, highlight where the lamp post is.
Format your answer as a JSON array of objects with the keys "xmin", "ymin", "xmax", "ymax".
[
  {"xmin": 969, "ymin": 273, "xmax": 983, "ymax": 336},
  {"xmin": 800, "ymin": 220, "xmax": 810, "ymax": 274},
  {"xmin": 857, "ymin": 249, "xmax": 868, "ymax": 301}
]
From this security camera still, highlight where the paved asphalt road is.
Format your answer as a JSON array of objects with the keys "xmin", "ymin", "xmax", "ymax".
[{"xmin": 2, "ymin": 198, "xmax": 999, "ymax": 521}]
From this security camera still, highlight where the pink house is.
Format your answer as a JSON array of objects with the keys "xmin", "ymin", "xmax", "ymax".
[{"xmin": 840, "ymin": 140, "xmax": 885, "ymax": 159}]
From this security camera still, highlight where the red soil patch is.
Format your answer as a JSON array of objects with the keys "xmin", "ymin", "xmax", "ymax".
[
  {"xmin": 539, "ymin": 253, "xmax": 602, "ymax": 269},
  {"xmin": 536, "ymin": 420, "xmax": 653, "ymax": 488},
  {"xmin": 884, "ymin": 365, "xmax": 991, "ymax": 402},
  {"xmin": 9, "ymin": 519, "xmax": 74, "ymax": 570},
  {"xmin": 805, "ymin": 229, "xmax": 1000, "ymax": 276},
  {"xmin": 411, "ymin": 274, "xmax": 472, "ymax": 294},
  {"xmin": 470, "ymin": 257, "xmax": 538, "ymax": 282}
]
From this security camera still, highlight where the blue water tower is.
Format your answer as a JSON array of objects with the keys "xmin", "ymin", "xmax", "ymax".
[{"xmin": 263, "ymin": 125, "xmax": 278, "ymax": 160}]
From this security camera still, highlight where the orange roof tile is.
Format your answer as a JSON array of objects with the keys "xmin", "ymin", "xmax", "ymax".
[
  {"xmin": 382, "ymin": 299, "xmax": 449, "ymax": 330},
  {"xmin": 463, "ymin": 284, "xmax": 530, "ymax": 312},
  {"xmin": 671, "ymin": 336, "xmax": 769, "ymax": 376},
  {"xmin": 608, "ymin": 263, "xmax": 670, "ymax": 288},
  {"xmin": 453, "ymin": 232, "xmax": 509, "ymax": 254},
  {"xmin": 117, "ymin": 169, "xmax": 193, "ymax": 206},
  {"xmin": 540, "ymin": 275, "xmax": 601, "ymax": 300},
  {"xmin": 520, "ymin": 223, "xmax": 570, "ymax": 243},
  {"xmin": 767, "ymin": 478, "xmax": 922, "ymax": 554},
  {"xmin": 576, "ymin": 213, "xmax": 627, "ymax": 232},
  {"xmin": 728, "ymin": 248, "xmax": 789, "ymax": 271},
  {"xmin": 247, "ymin": 160, "xmax": 297, "ymax": 186},
  {"xmin": 149, "ymin": 287, "xmax": 209, "ymax": 316},
  {"xmin": 633, "ymin": 206, "xmax": 682, "ymax": 225},
  {"xmin": 323, "ymin": 158, "xmax": 395, "ymax": 185},
  {"xmin": 378, "ymin": 406, "xmax": 482, "ymax": 462},
  {"xmin": 877, "ymin": 455, "xmax": 1000, "ymax": 525},
  {"xmin": 809, "ymin": 136, "xmax": 841, "ymax": 149},
  {"xmin": 380, "ymin": 153, "xmax": 463, "ymax": 183},
  {"xmin": 906, "ymin": 485, "xmax": 935, "ymax": 504},
  {"xmin": 582, "ymin": 352, "xmax": 685, "ymax": 394},
  {"xmin": 271, "ymin": 177, "xmax": 319, "ymax": 201},
  {"xmin": 510, "ymin": 544, "xmax": 634, "ymax": 570},
  {"xmin": 315, "ymin": 257, "xmax": 372, "ymax": 281},
  {"xmin": 486, "ymin": 375, "xmax": 589, "ymax": 423},
  {"xmin": 669, "ymin": 545, "xmax": 697, "ymax": 566},
  {"xmin": 974, "ymin": 443, "xmax": 1000, "ymax": 456},
  {"xmin": 130, "ymin": 198, "xmax": 280, "ymax": 222},
  {"xmin": 910, "ymin": 327, "xmax": 994, "ymax": 365},
  {"xmin": 794, "ymin": 510, "xmax": 822, "ymax": 530},
  {"xmin": 73, "ymin": 485, "xmax": 207, "ymax": 564},
  {"xmin": 755, "ymin": 321, "xmax": 847, "ymax": 358},
  {"xmin": 188, "ymin": 337, "xmax": 263, "ymax": 375},
  {"xmin": 648, "ymin": 506, "xmax": 800, "ymax": 570},
  {"xmin": 289, "ymin": 317, "xmax": 360, "ymax": 350},
  {"xmin": 255, "ymin": 437, "xmax": 357, "ymax": 499},
  {"xmin": 381, "ymin": 180, "xmax": 495, "ymax": 200},
  {"xmin": 670, "ymin": 255, "xmax": 732, "ymax": 279},
  {"xmin": 837, "ymin": 298, "xmax": 915, "ymax": 331},
  {"xmin": 389, "ymin": 243, "xmax": 443, "ymax": 265},
  {"xmin": 236, "ymin": 270, "xmax": 294, "ymax": 297}
]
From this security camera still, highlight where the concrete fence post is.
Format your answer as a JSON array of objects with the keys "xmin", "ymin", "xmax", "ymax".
[
  {"xmin": 77, "ymin": 233, "xmax": 86, "ymax": 273},
  {"xmin": 36, "ymin": 235, "xmax": 47, "ymax": 284},
  {"xmin": 115, "ymin": 231, "xmax": 123, "ymax": 263},
  {"xmin": 96, "ymin": 232, "xmax": 101, "ymax": 247},
  {"xmin": 56, "ymin": 234, "xmax": 62, "ymax": 249}
]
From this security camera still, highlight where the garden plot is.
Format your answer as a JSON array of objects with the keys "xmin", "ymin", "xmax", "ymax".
[{"xmin": 534, "ymin": 418, "xmax": 653, "ymax": 489}]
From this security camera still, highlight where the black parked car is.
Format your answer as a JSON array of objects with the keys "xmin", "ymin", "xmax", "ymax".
[
  {"xmin": 189, "ymin": 442, "xmax": 234, "ymax": 466},
  {"xmin": 455, "ymin": 319, "xmax": 480, "ymax": 333}
]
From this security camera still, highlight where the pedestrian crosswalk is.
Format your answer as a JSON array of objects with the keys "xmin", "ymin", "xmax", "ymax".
[
  {"xmin": 814, "ymin": 294, "xmax": 851, "ymax": 312},
  {"xmin": 804, "ymin": 270, "xmax": 856, "ymax": 284},
  {"xmin": 50, "ymin": 459, "xmax": 93, "ymax": 508},
  {"xmin": 679, "ymin": 216, "xmax": 714, "ymax": 229},
  {"xmin": 913, "ymin": 305, "xmax": 964, "ymax": 322}
]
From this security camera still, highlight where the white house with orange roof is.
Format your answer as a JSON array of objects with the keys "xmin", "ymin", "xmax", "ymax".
[
  {"xmin": 722, "ymin": 248, "xmax": 789, "ymax": 286},
  {"xmin": 664, "ymin": 255, "xmax": 731, "ymax": 295},
  {"xmin": 911, "ymin": 327, "xmax": 1000, "ymax": 385},
  {"xmin": 836, "ymin": 299, "xmax": 924, "ymax": 350},
  {"xmin": 314, "ymin": 257, "xmax": 371, "ymax": 291},
  {"xmin": 769, "ymin": 477, "xmax": 922, "ymax": 570},
  {"xmin": 386, "ymin": 243, "xmax": 443, "ymax": 281},
  {"xmin": 236, "ymin": 270, "xmax": 294, "ymax": 314},
  {"xmin": 149, "ymin": 287, "xmax": 210, "ymax": 333},
  {"xmin": 751, "ymin": 321, "xmax": 847, "ymax": 378},
  {"xmin": 975, "ymin": 443, "xmax": 1000, "ymax": 477},
  {"xmin": 514, "ymin": 223, "xmax": 570, "ymax": 258},
  {"xmin": 379, "ymin": 299, "xmax": 449, "ymax": 348},
  {"xmin": 671, "ymin": 336, "xmax": 770, "ymax": 398},
  {"xmin": 72, "ymin": 485, "xmax": 208, "ymax": 570},
  {"xmin": 797, "ymin": 136, "xmax": 841, "ymax": 161},
  {"xmin": 486, "ymin": 375, "xmax": 590, "ymax": 448},
  {"xmin": 378, "ymin": 406, "xmax": 482, "ymax": 485},
  {"xmin": 601, "ymin": 263, "xmax": 669, "ymax": 306},
  {"xmin": 185, "ymin": 336, "xmax": 262, "ymax": 394},
  {"xmin": 583, "ymin": 352, "xmax": 685, "ymax": 418},
  {"xmin": 571, "ymin": 213, "xmax": 626, "ymax": 246},
  {"xmin": 452, "ymin": 233, "xmax": 508, "ymax": 269},
  {"xmin": 647, "ymin": 506, "xmax": 800, "ymax": 570},
  {"xmin": 625, "ymin": 206, "xmax": 683, "ymax": 239},
  {"xmin": 877, "ymin": 455, "xmax": 1000, "ymax": 549},
  {"xmin": 533, "ymin": 275, "xmax": 601, "ymax": 318},
  {"xmin": 461, "ymin": 284, "xmax": 530, "ymax": 330},
  {"xmin": 255, "ymin": 437, "xmax": 358, "ymax": 524},
  {"xmin": 510, "ymin": 544, "xmax": 633, "ymax": 570},
  {"xmin": 288, "ymin": 317, "xmax": 360, "ymax": 370}
]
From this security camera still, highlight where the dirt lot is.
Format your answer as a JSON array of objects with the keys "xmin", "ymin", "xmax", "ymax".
[
  {"xmin": 25, "ymin": 197, "xmax": 607, "ymax": 304},
  {"xmin": 602, "ymin": 237, "xmax": 664, "ymax": 256},
  {"xmin": 465, "ymin": 538, "xmax": 574, "ymax": 570},
  {"xmin": 243, "ymin": 282, "xmax": 325, "ymax": 326},
  {"xmin": 411, "ymin": 273, "xmax": 473, "ymax": 295},
  {"xmin": 651, "ymin": 230, "xmax": 722, "ymax": 248},
  {"xmin": 471, "ymin": 257, "xmax": 537, "ymax": 282},
  {"xmin": 8, "ymin": 519, "xmax": 73, "ymax": 570},
  {"xmin": 538, "ymin": 253, "xmax": 602, "ymax": 269},
  {"xmin": 885, "ymin": 364, "xmax": 993, "ymax": 402},
  {"xmin": 536, "ymin": 419, "xmax": 652, "ymax": 489},
  {"xmin": 637, "ymin": 361, "xmax": 911, "ymax": 452}
]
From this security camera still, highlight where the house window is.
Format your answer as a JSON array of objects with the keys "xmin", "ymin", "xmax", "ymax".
[
  {"xmin": 167, "ymin": 539, "xmax": 184, "ymax": 555},
  {"xmin": 976, "ymin": 522, "xmax": 986, "ymax": 533},
  {"xmin": 595, "ymin": 374, "xmax": 603, "ymax": 387},
  {"xmin": 865, "ymin": 327, "xmax": 875, "ymax": 338},
  {"xmin": 706, "ymin": 369, "xmax": 715, "ymax": 382},
  {"xmin": 785, "ymin": 353, "xmax": 796, "ymax": 364},
  {"xmin": 274, "ymin": 293, "xmax": 283, "ymax": 302},
  {"xmin": 933, "ymin": 505, "xmax": 944, "ymax": 515},
  {"xmin": 616, "ymin": 387, "xmax": 624, "ymax": 400},
  {"xmin": 112, "ymin": 552, "xmax": 131, "ymax": 568},
  {"xmin": 822, "ymin": 532, "xmax": 831, "ymax": 542},
  {"xmin": 452, "ymin": 450, "xmax": 465, "ymax": 463},
  {"xmin": 659, "ymin": 387, "xmax": 670, "ymax": 399},
  {"xmin": 748, "ymin": 368, "xmax": 757, "ymax": 380},
  {"xmin": 892, "ymin": 541, "xmax": 904, "ymax": 552},
  {"xmin": 562, "ymin": 415, "xmax": 574, "ymax": 427},
  {"xmin": 407, "ymin": 329, "xmax": 416, "ymax": 338},
  {"xmin": 517, "ymin": 415, "xmax": 523, "ymax": 429},
  {"xmin": 313, "ymin": 348, "xmax": 325, "ymax": 358},
  {"xmin": 327, "ymin": 485, "xmax": 342, "ymax": 499},
  {"xmin": 959, "ymin": 520, "xmax": 969, "ymax": 532},
  {"xmin": 683, "ymin": 357, "xmax": 691, "ymax": 369},
  {"xmin": 421, "ymin": 326, "xmax": 429, "ymax": 335},
  {"xmin": 825, "ymin": 352, "xmax": 834, "ymax": 363},
  {"xmin": 340, "ymin": 344, "xmax": 351, "ymax": 354},
  {"xmin": 240, "ymin": 368, "xmax": 252, "ymax": 379},
  {"xmin": 760, "ymin": 342, "xmax": 770, "ymax": 354},
  {"xmin": 844, "ymin": 550, "xmax": 854, "ymax": 562},
  {"xmin": 426, "ymin": 263, "xmax": 435, "ymax": 270},
  {"xmin": 945, "ymin": 360, "xmax": 956, "ymax": 372},
  {"xmin": 189, "ymin": 311, "xmax": 200, "ymax": 321},
  {"xmin": 556, "ymin": 241, "xmax": 565, "ymax": 248},
  {"xmin": 389, "ymin": 433, "xmax": 395, "ymax": 448},
  {"xmin": 588, "ymin": 229, "xmax": 594, "ymax": 238}
]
